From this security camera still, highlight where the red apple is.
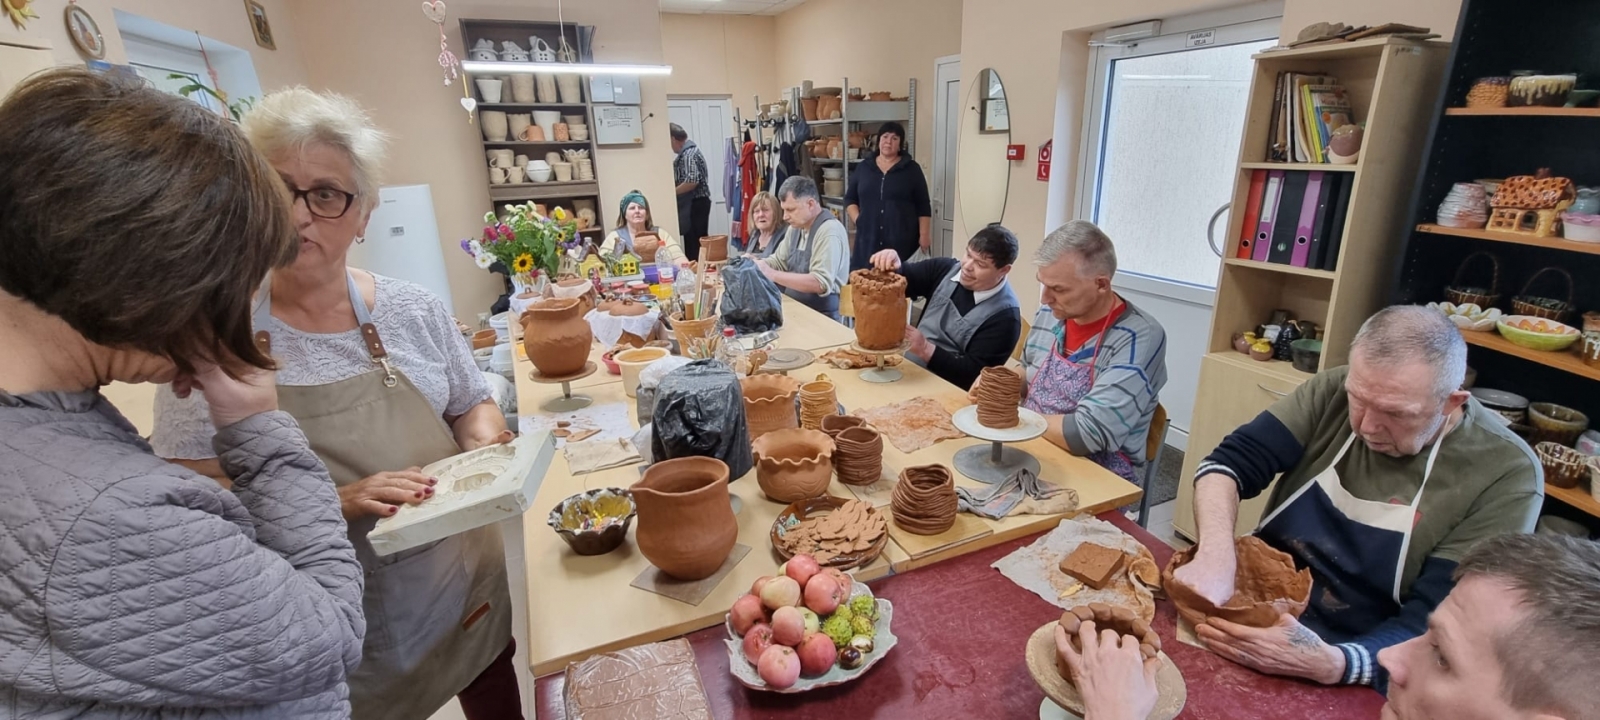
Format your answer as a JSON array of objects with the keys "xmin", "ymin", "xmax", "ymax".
[
  {"xmin": 803, "ymin": 573, "xmax": 846, "ymax": 615},
  {"xmin": 784, "ymin": 554, "xmax": 822, "ymax": 587},
  {"xmin": 742, "ymin": 623, "xmax": 773, "ymax": 665},
  {"xmin": 730, "ymin": 594, "xmax": 766, "ymax": 636},
  {"xmin": 770, "ymin": 606, "xmax": 805, "ymax": 646},
  {"xmin": 757, "ymin": 645, "xmax": 802, "ymax": 689},
  {"xmin": 750, "ymin": 575, "xmax": 775, "ymax": 596},
  {"xmin": 817, "ymin": 567, "xmax": 853, "ymax": 595},
  {"xmin": 797, "ymin": 631, "xmax": 838, "ymax": 676},
  {"xmin": 760, "ymin": 575, "xmax": 802, "ymax": 610}
]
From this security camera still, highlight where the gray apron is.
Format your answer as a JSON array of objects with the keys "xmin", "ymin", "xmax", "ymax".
[
  {"xmin": 745, "ymin": 229, "xmax": 782, "ymax": 259},
  {"xmin": 613, "ymin": 225, "xmax": 652, "ymax": 255},
  {"xmin": 908, "ymin": 264, "xmax": 1020, "ymax": 370},
  {"xmin": 782, "ymin": 214, "xmax": 842, "ymax": 321},
  {"xmin": 254, "ymin": 273, "xmax": 513, "ymax": 720}
]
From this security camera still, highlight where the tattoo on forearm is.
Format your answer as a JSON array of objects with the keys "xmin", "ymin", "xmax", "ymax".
[{"xmin": 1288, "ymin": 625, "xmax": 1320, "ymax": 650}]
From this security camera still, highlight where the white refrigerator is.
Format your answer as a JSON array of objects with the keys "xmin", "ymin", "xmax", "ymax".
[{"xmin": 348, "ymin": 184, "xmax": 454, "ymax": 308}]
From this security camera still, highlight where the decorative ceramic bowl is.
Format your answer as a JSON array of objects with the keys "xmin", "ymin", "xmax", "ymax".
[
  {"xmin": 1428, "ymin": 301, "xmax": 1502, "ymax": 332},
  {"xmin": 1470, "ymin": 387, "xmax": 1530, "ymax": 425},
  {"xmin": 1528, "ymin": 402, "xmax": 1589, "ymax": 447},
  {"xmin": 1536, "ymin": 442, "xmax": 1588, "ymax": 489},
  {"xmin": 1289, "ymin": 338, "xmax": 1323, "ymax": 374},
  {"xmin": 548, "ymin": 488, "xmax": 636, "ymax": 556},
  {"xmin": 1497, "ymin": 316, "xmax": 1580, "ymax": 352},
  {"xmin": 770, "ymin": 495, "xmax": 890, "ymax": 570},
  {"xmin": 1562, "ymin": 213, "xmax": 1600, "ymax": 243},
  {"xmin": 723, "ymin": 581, "xmax": 897, "ymax": 693}
]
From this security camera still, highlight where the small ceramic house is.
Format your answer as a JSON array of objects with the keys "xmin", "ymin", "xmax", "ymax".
[
  {"xmin": 612, "ymin": 251, "xmax": 641, "ymax": 277},
  {"xmin": 578, "ymin": 250, "xmax": 606, "ymax": 280},
  {"xmin": 1488, "ymin": 171, "xmax": 1575, "ymax": 236}
]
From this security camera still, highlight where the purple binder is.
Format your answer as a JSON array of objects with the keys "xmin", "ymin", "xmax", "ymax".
[
  {"xmin": 1252, "ymin": 170, "xmax": 1285, "ymax": 262},
  {"xmin": 1290, "ymin": 172, "xmax": 1324, "ymax": 267}
]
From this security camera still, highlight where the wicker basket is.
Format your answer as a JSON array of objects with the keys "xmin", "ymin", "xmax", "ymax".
[
  {"xmin": 1510, "ymin": 267, "xmax": 1576, "ymax": 324},
  {"xmin": 1443, "ymin": 251, "xmax": 1501, "ymax": 308}
]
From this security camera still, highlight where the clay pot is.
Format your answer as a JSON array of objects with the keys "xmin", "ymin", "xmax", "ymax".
[
  {"xmin": 1163, "ymin": 536, "xmax": 1311, "ymax": 629},
  {"xmin": 520, "ymin": 298, "xmax": 592, "ymax": 377},
  {"xmin": 700, "ymin": 234, "xmax": 729, "ymax": 262},
  {"xmin": 670, "ymin": 311, "xmax": 720, "ymax": 357},
  {"xmin": 634, "ymin": 232, "xmax": 660, "ymax": 263},
  {"xmin": 631, "ymin": 457, "xmax": 738, "ymax": 580},
  {"xmin": 834, "ymin": 426, "xmax": 884, "ymax": 486},
  {"xmin": 740, "ymin": 373, "xmax": 801, "ymax": 440},
  {"xmin": 549, "ymin": 277, "xmax": 595, "ymax": 315},
  {"xmin": 820, "ymin": 414, "xmax": 865, "ymax": 440},
  {"xmin": 616, "ymin": 346, "xmax": 669, "ymax": 398},
  {"xmin": 848, "ymin": 269, "xmax": 909, "ymax": 350},
  {"xmin": 801, "ymin": 96, "xmax": 819, "ymax": 120},
  {"xmin": 470, "ymin": 328, "xmax": 498, "ymax": 351},
  {"xmin": 752, "ymin": 428, "xmax": 835, "ymax": 503},
  {"xmin": 508, "ymin": 113, "xmax": 532, "ymax": 142},
  {"xmin": 798, "ymin": 373, "xmax": 836, "ymax": 431}
]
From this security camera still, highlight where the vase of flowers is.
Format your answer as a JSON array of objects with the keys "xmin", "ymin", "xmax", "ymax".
[{"xmin": 460, "ymin": 203, "xmax": 580, "ymax": 292}]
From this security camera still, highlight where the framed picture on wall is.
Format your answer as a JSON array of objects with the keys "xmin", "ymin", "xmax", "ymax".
[{"xmin": 243, "ymin": 0, "xmax": 274, "ymax": 50}]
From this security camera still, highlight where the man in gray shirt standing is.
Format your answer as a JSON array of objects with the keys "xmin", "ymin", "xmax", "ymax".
[
  {"xmin": 671, "ymin": 123, "xmax": 711, "ymax": 261},
  {"xmin": 754, "ymin": 176, "xmax": 849, "ymax": 322}
]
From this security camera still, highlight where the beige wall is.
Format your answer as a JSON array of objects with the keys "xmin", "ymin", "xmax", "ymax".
[
  {"xmin": 660, "ymin": 12, "xmax": 776, "ymax": 114},
  {"xmin": 954, "ymin": 0, "xmax": 1464, "ymax": 313},
  {"xmin": 772, "ymin": 0, "xmax": 963, "ymax": 171},
  {"xmin": 289, "ymin": 0, "xmax": 678, "ymax": 319},
  {"xmin": 0, "ymin": 0, "xmax": 307, "ymax": 86}
]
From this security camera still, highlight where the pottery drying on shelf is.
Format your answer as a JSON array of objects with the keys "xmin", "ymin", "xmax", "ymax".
[
  {"xmin": 751, "ymin": 427, "xmax": 835, "ymax": 503},
  {"xmin": 509, "ymin": 74, "xmax": 536, "ymax": 103},
  {"xmin": 974, "ymin": 366, "xmax": 1022, "ymax": 428},
  {"xmin": 890, "ymin": 464, "xmax": 957, "ymax": 535},
  {"xmin": 480, "ymin": 110, "xmax": 508, "ymax": 142},
  {"xmin": 833, "ymin": 426, "xmax": 884, "ymax": 486},
  {"xmin": 849, "ymin": 268, "xmax": 909, "ymax": 350},
  {"xmin": 1162, "ymin": 536, "xmax": 1311, "ymax": 628},
  {"xmin": 521, "ymin": 298, "xmax": 592, "ymax": 377},
  {"xmin": 631, "ymin": 456, "xmax": 738, "ymax": 580},
  {"xmin": 740, "ymin": 373, "xmax": 801, "ymax": 440},
  {"xmin": 370, "ymin": 432, "xmax": 556, "ymax": 556}
]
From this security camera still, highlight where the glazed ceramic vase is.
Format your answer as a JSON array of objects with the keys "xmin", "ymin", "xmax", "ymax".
[
  {"xmin": 739, "ymin": 374, "xmax": 800, "ymax": 440},
  {"xmin": 520, "ymin": 297, "xmax": 591, "ymax": 377},
  {"xmin": 475, "ymin": 78, "xmax": 503, "ymax": 103},
  {"xmin": 752, "ymin": 428, "xmax": 835, "ymax": 503},
  {"xmin": 480, "ymin": 111, "xmax": 509, "ymax": 142},
  {"xmin": 631, "ymin": 456, "xmax": 738, "ymax": 580}
]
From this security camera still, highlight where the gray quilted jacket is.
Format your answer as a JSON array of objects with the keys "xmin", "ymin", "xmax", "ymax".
[{"xmin": 0, "ymin": 390, "xmax": 366, "ymax": 718}]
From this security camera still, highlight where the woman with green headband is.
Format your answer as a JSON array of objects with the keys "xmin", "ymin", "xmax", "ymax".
[{"xmin": 601, "ymin": 190, "xmax": 689, "ymax": 267}]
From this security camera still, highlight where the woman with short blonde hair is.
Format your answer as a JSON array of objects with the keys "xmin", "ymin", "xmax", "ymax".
[
  {"xmin": 741, "ymin": 190, "xmax": 785, "ymax": 258},
  {"xmin": 153, "ymin": 87, "xmax": 523, "ymax": 720}
]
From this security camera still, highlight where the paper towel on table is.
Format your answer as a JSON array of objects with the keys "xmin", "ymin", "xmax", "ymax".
[
  {"xmin": 587, "ymin": 307, "xmax": 662, "ymax": 347},
  {"xmin": 565, "ymin": 436, "xmax": 643, "ymax": 475},
  {"xmin": 992, "ymin": 515, "xmax": 1162, "ymax": 624},
  {"xmin": 518, "ymin": 402, "xmax": 634, "ymax": 447}
]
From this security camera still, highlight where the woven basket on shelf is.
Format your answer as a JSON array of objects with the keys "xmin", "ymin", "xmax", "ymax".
[
  {"xmin": 1443, "ymin": 251, "xmax": 1501, "ymax": 308},
  {"xmin": 1510, "ymin": 267, "xmax": 1576, "ymax": 324}
]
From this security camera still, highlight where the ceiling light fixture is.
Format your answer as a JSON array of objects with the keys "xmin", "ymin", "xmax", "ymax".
[{"xmin": 461, "ymin": 60, "xmax": 671, "ymax": 76}]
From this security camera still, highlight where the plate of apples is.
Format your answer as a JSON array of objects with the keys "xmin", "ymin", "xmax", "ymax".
[{"xmin": 723, "ymin": 553, "xmax": 897, "ymax": 692}]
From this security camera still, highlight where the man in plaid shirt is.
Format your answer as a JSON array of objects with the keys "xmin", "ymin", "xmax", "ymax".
[{"xmin": 671, "ymin": 123, "xmax": 711, "ymax": 260}]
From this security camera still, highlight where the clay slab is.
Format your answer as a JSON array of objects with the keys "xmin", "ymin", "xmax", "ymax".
[{"xmin": 369, "ymin": 431, "xmax": 557, "ymax": 556}]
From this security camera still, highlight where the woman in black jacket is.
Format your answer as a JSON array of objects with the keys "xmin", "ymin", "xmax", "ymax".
[{"xmin": 845, "ymin": 121, "xmax": 932, "ymax": 270}]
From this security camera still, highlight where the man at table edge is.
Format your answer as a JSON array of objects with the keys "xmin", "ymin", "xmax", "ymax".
[
  {"xmin": 975, "ymin": 220, "xmax": 1167, "ymax": 485},
  {"xmin": 1175, "ymin": 305, "xmax": 1541, "ymax": 692},
  {"xmin": 753, "ymin": 176, "xmax": 850, "ymax": 323},
  {"xmin": 867, "ymin": 224, "xmax": 1023, "ymax": 390}
]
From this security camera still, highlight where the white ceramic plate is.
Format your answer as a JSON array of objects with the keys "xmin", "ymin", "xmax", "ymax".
[{"xmin": 723, "ymin": 582, "xmax": 897, "ymax": 693}]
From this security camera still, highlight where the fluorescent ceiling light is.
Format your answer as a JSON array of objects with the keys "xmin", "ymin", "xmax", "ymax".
[{"xmin": 462, "ymin": 60, "xmax": 671, "ymax": 76}]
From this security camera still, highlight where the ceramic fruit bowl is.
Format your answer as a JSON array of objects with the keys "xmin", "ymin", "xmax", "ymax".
[
  {"xmin": 1497, "ymin": 315, "xmax": 1580, "ymax": 352},
  {"xmin": 548, "ymin": 488, "xmax": 635, "ymax": 556},
  {"xmin": 770, "ymin": 495, "xmax": 890, "ymax": 570},
  {"xmin": 723, "ymin": 581, "xmax": 897, "ymax": 693},
  {"xmin": 1428, "ymin": 301, "xmax": 1502, "ymax": 332}
]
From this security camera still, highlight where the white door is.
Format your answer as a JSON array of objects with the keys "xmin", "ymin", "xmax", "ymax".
[
  {"xmin": 931, "ymin": 55, "xmax": 961, "ymax": 257},
  {"xmin": 1074, "ymin": 6, "xmax": 1280, "ymax": 448},
  {"xmin": 667, "ymin": 96, "xmax": 734, "ymax": 237}
]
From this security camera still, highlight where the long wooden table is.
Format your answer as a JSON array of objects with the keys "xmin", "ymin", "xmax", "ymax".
[{"xmin": 514, "ymin": 299, "xmax": 1141, "ymax": 676}]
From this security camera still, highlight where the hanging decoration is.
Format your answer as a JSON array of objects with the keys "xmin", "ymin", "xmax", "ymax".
[
  {"xmin": 4, "ymin": 0, "xmax": 38, "ymax": 29},
  {"xmin": 420, "ymin": 0, "xmax": 473, "ymax": 124},
  {"xmin": 65, "ymin": 1, "xmax": 106, "ymax": 60}
]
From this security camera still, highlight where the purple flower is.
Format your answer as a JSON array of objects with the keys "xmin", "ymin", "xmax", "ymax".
[{"xmin": 459, "ymin": 238, "xmax": 473, "ymax": 254}]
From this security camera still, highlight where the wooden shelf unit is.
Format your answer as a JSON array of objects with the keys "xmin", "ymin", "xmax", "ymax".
[
  {"xmin": 1444, "ymin": 106, "xmax": 1600, "ymax": 117},
  {"xmin": 1458, "ymin": 329, "xmax": 1600, "ymax": 382},
  {"xmin": 1176, "ymin": 37, "xmax": 1451, "ymax": 539},
  {"xmin": 1415, "ymin": 223, "xmax": 1600, "ymax": 256},
  {"xmin": 1544, "ymin": 482, "xmax": 1600, "ymax": 520}
]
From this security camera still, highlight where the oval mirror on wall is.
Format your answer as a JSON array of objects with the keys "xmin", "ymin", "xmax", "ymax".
[{"xmin": 958, "ymin": 68, "xmax": 1011, "ymax": 234}]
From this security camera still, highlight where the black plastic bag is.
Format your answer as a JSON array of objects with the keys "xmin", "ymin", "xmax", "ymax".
[
  {"xmin": 719, "ymin": 256, "xmax": 784, "ymax": 335},
  {"xmin": 650, "ymin": 360, "xmax": 752, "ymax": 479}
]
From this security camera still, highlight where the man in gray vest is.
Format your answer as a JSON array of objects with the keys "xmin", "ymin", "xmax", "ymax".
[
  {"xmin": 755, "ymin": 176, "xmax": 850, "ymax": 322},
  {"xmin": 868, "ymin": 225, "xmax": 1022, "ymax": 389}
]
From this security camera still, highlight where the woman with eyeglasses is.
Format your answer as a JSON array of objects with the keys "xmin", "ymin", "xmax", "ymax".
[{"xmin": 152, "ymin": 88, "xmax": 523, "ymax": 720}]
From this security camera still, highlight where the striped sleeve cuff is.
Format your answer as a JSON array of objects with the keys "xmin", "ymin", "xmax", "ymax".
[
  {"xmin": 1195, "ymin": 461, "xmax": 1244, "ymax": 492},
  {"xmin": 1337, "ymin": 643, "xmax": 1375, "ymax": 686}
]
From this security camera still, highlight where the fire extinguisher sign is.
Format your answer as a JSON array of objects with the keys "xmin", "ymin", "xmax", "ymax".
[{"xmin": 1037, "ymin": 139, "xmax": 1052, "ymax": 182}]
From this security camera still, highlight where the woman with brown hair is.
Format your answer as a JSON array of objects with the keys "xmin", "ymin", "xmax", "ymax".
[
  {"xmin": 0, "ymin": 69, "xmax": 364, "ymax": 716},
  {"xmin": 739, "ymin": 190, "xmax": 786, "ymax": 259},
  {"xmin": 152, "ymin": 87, "xmax": 523, "ymax": 720},
  {"xmin": 600, "ymin": 190, "xmax": 691, "ymax": 266}
]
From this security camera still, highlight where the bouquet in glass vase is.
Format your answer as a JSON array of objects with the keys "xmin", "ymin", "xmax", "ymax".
[{"xmin": 458, "ymin": 203, "xmax": 579, "ymax": 293}]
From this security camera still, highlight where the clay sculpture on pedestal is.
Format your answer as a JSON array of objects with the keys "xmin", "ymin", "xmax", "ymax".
[
  {"xmin": 975, "ymin": 366, "xmax": 1023, "ymax": 428},
  {"xmin": 849, "ymin": 268, "xmax": 909, "ymax": 350},
  {"xmin": 631, "ymin": 456, "xmax": 738, "ymax": 580},
  {"xmin": 521, "ymin": 298, "xmax": 592, "ymax": 377},
  {"xmin": 890, "ymin": 464, "xmax": 958, "ymax": 535}
]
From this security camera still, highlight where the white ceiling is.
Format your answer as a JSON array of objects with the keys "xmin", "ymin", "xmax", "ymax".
[{"xmin": 658, "ymin": 0, "xmax": 809, "ymax": 16}]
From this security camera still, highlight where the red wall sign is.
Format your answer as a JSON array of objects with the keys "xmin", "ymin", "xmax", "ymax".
[
  {"xmin": 1006, "ymin": 144, "xmax": 1025, "ymax": 161},
  {"xmin": 1037, "ymin": 139, "xmax": 1052, "ymax": 182}
]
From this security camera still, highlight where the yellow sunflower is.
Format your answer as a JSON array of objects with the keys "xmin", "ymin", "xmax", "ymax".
[{"xmin": 512, "ymin": 253, "xmax": 534, "ymax": 274}]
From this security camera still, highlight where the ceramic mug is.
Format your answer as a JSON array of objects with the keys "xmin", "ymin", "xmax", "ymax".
[
  {"xmin": 1583, "ymin": 333, "xmax": 1600, "ymax": 367},
  {"xmin": 489, "ymin": 167, "xmax": 508, "ymax": 185},
  {"xmin": 507, "ymin": 166, "xmax": 525, "ymax": 184},
  {"xmin": 507, "ymin": 113, "xmax": 532, "ymax": 141},
  {"xmin": 515, "ymin": 154, "xmax": 529, "ymax": 167},
  {"xmin": 490, "ymin": 149, "xmax": 514, "ymax": 168}
]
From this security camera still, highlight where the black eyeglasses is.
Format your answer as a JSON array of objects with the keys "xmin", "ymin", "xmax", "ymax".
[{"xmin": 288, "ymin": 185, "xmax": 358, "ymax": 220}]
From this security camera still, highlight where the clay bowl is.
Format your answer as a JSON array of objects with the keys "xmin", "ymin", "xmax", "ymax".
[
  {"xmin": 820, "ymin": 414, "xmax": 865, "ymax": 439},
  {"xmin": 471, "ymin": 328, "xmax": 498, "ymax": 350},
  {"xmin": 616, "ymin": 346, "xmax": 670, "ymax": 399},
  {"xmin": 1529, "ymin": 402, "xmax": 1589, "ymax": 447},
  {"xmin": 1536, "ymin": 441, "xmax": 1589, "ymax": 489},
  {"xmin": 547, "ymin": 487, "xmax": 636, "ymax": 556},
  {"xmin": 751, "ymin": 427, "xmax": 835, "ymax": 503},
  {"xmin": 770, "ymin": 495, "xmax": 889, "ymax": 570},
  {"xmin": 1162, "ymin": 536, "xmax": 1311, "ymax": 628},
  {"xmin": 600, "ymin": 349, "xmax": 621, "ymax": 375},
  {"xmin": 740, "ymin": 373, "xmax": 801, "ymax": 440}
]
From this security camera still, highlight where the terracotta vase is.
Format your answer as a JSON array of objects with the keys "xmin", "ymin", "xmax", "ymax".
[
  {"xmin": 634, "ymin": 232, "xmax": 660, "ymax": 263},
  {"xmin": 739, "ymin": 373, "xmax": 800, "ymax": 440},
  {"xmin": 700, "ymin": 234, "xmax": 729, "ymax": 262},
  {"xmin": 800, "ymin": 96, "xmax": 819, "ymax": 120},
  {"xmin": 752, "ymin": 428, "xmax": 835, "ymax": 503},
  {"xmin": 520, "ymin": 298, "xmax": 592, "ymax": 377},
  {"xmin": 631, "ymin": 456, "xmax": 738, "ymax": 580}
]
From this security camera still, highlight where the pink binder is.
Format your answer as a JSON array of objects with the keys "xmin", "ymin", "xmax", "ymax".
[{"xmin": 1290, "ymin": 172, "xmax": 1324, "ymax": 267}]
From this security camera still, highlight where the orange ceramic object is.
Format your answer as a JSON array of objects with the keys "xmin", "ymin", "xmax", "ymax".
[{"xmin": 631, "ymin": 457, "xmax": 737, "ymax": 580}]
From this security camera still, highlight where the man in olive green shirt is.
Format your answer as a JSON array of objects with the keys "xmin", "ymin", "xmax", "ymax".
[
  {"xmin": 1173, "ymin": 305, "xmax": 1541, "ymax": 693},
  {"xmin": 754, "ymin": 176, "xmax": 849, "ymax": 322}
]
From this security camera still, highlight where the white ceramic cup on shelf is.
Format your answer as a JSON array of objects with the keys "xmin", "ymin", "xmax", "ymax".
[
  {"xmin": 551, "ymin": 162, "xmax": 574, "ymax": 182},
  {"xmin": 507, "ymin": 166, "xmax": 525, "ymax": 184},
  {"xmin": 475, "ymin": 78, "xmax": 503, "ymax": 103}
]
